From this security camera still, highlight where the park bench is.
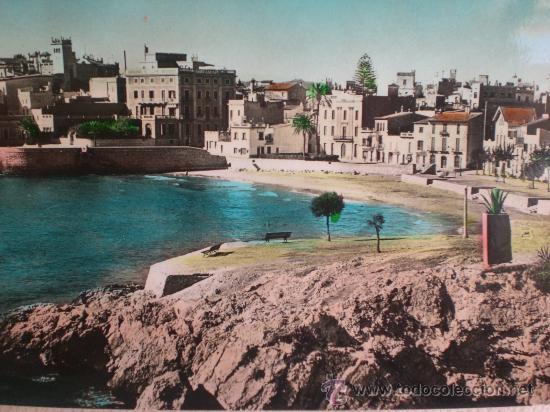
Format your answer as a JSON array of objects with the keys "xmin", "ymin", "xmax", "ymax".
[
  {"xmin": 264, "ymin": 232, "xmax": 292, "ymax": 242},
  {"xmin": 202, "ymin": 243, "xmax": 223, "ymax": 257}
]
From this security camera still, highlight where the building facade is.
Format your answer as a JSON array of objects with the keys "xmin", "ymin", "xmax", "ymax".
[
  {"xmin": 126, "ymin": 50, "xmax": 236, "ymax": 147},
  {"xmin": 412, "ymin": 111, "xmax": 484, "ymax": 170}
]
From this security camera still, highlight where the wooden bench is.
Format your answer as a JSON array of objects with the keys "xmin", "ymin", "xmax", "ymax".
[
  {"xmin": 202, "ymin": 243, "xmax": 223, "ymax": 257},
  {"xmin": 264, "ymin": 232, "xmax": 291, "ymax": 242}
]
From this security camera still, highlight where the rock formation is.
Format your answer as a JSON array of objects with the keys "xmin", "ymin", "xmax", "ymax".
[{"xmin": 1, "ymin": 259, "xmax": 549, "ymax": 409}]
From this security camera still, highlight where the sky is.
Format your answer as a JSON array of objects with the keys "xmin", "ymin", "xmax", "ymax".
[{"xmin": 1, "ymin": 0, "xmax": 549, "ymax": 92}]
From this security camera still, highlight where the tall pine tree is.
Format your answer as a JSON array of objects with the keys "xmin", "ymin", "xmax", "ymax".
[{"xmin": 354, "ymin": 54, "xmax": 377, "ymax": 94}]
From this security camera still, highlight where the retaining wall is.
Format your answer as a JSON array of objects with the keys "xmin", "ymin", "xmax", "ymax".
[
  {"xmin": 226, "ymin": 156, "xmax": 413, "ymax": 176},
  {"xmin": 0, "ymin": 146, "xmax": 228, "ymax": 176}
]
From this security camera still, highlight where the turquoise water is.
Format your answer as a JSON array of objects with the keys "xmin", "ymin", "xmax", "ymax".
[{"xmin": 0, "ymin": 175, "xmax": 450, "ymax": 313}]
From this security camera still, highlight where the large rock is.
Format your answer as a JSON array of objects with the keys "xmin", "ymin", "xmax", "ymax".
[{"xmin": 1, "ymin": 260, "xmax": 549, "ymax": 409}]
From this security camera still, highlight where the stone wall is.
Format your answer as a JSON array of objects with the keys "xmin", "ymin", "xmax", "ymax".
[{"xmin": 0, "ymin": 146, "xmax": 227, "ymax": 175}]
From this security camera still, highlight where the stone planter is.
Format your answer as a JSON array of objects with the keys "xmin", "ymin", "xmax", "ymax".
[{"xmin": 482, "ymin": 213, "xmax": 512, "ymax": 266}]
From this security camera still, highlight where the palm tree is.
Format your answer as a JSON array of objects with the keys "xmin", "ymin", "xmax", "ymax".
[
  {"xmin": 310, "ymin": 192, "xmax": 345, "ymax": 241},
  {"xmin": 354, "ymin": 54, "xmax": 377, "ymax": 94},
  {"xmin": 367, "ymin": 213, "xmax": 385, "ymax": 253},
  {"xmin": 292, "ymin": 114, "xmax": 315, "ymax": 159},
  {"xmin": 306, "ymin": 82, "xmax": 331, "ymax": 155}
]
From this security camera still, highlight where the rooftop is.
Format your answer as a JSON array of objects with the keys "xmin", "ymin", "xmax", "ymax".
[
  {"xmin": 429, "ymin": 111, "xmax": 482, "ymax": 123},
  {"xmin": 497, "ymin": 106, "xmax": 537, "ymax": 126},
  {"xmin": 265, "ymin": 82, "xmax": 299, "ymax": 91}
]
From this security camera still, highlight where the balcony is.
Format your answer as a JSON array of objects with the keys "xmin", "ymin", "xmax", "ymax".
[
  {"xmin": 440, "ymin": 130, "xmax": 449, "ymax": 136},
  {"xmin": 333, "ymin": 136, "xmax": 354, "ymax": 142}
]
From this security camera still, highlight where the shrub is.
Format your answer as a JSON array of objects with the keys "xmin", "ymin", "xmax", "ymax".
[{"xmin": 480, "ymin": 188, "xmax": 508, "ymax": 214}]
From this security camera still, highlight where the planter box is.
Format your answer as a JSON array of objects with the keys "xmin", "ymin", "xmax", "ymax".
[{"xmin": 482, "ymin": 213, "xmax": 512, "ymax": 266}]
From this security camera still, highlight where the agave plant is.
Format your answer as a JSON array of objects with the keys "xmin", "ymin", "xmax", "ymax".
[
  {"xmin": 538, "ymin": 245, "xmax": 550, "ymax": 265},
  {"xmin": 480, "ymin": 188, "xmax": 508, "ymax": 214}
]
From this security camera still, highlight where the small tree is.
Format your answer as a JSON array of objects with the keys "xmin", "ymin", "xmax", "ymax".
[
  {"xmin": 292, "ymin": 114, "xmax": 315, "ymax": 159},
  {"xmin": 310, "ymin": 192, "xmax": 345, "ymax": 241},
  {"xmin": 19, "ymin": 117, "xmax": 42, "ymax": 147},
  {"xmin": 490, "ymin": 145, "xmax": 515, "ymax": 180},
  {"xmin": 525, "ymin": 159, "xmax": 546, "ymax": 189},
  {"xmin": 367, "ymin": 213, "xmax": 385, "ymax": 253},
  {"xmin": 354, "ymin": 53, "xmax": 377, "ymax": 94},
  {"xmin": 472, "ymin": 148, "xmax": 489, "ymax": 175},
  {"xmin": 306, "ymin": 82, "xmax": 331, "ymax": 155}
]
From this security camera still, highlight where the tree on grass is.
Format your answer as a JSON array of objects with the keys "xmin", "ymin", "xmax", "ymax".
[
  {"xmin": 524, "ymin": 159, "xmax": 545, "ymax": 189},
  {"xmin": 310, "ymin": 192, "xmax": 345, "ymax": 241},
  {"xmin": 19, "ymin": 117, "xmax": 43, "ymax": 147},
  {"xmin": 472, "ymin": 148, "xmax": 489, "ymax": 175},
  {"xmin": 354, "ymin": 53, "xmax": 377, "ymax": 94},
  {"xmin": 306, "ymin": 82, "xmax": 331, "ymax": 155},
  {"xmin": 292, "ymin": 114, "xmax": 315, "ymax": 159},
  {"xmin": 367, "ymin": 213, "xmax": 385, "ymax": 253},
  {"xmin": 490, "ymin": 145, "xmax": 515, "ymax": 180}
]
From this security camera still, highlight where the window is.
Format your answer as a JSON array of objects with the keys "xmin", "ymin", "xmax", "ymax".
[
  {"xmin": 441, "ymin": 156, "xmax": 447, "ymax": 168},
  {"xmin": 225, "ymin": 91, "xmax": 230, "ymax": 99},
  {"xmin": 134, "ymin": 91, "xmax": 138, "ymax": 98},
  {"xmin": 184, "ymin": 78, "xmax": 189, "ymax": 84},
  {"xmin": 140, "ymin": 90, "xmax": 144, "ymax": 98},
  {"xmin": 342, "ymin": 126, "xmax": 347, "ymax": 136},
  {"xmin": 149, "ymin": 90, "xmax": 154, "ymax": 99},
  {"xmin": 355, "ymin": 111, "xmax": 359, "ymax": 120},
  {"xmin": 242, "ymin": 132, "xmax": 246, "ymax": 140},
  {"xmin": 197, "ymin": 107, "xmax": 202, "ymax": 117},
  {"xmin": 442, "ymin": 124, "xmax": 447, "ymax": 132},
  {"xmin": 169, "ymin": 108, "xmax": 176, "ymax": 117},
  {"xmin": 259, "ymin": 132, "xmax": 264, "ymax": 140},
  {"xmin": 168, "ymin": 90, "xmax": 176, "ymax": 99},
  {"xmin": 150, "ymin": 78, "xmax": 154, "ymax": 83},
  {"xmin": 184, "ymin": 90, "xmax": 190, "ymax": 99},
  {"xmin": 206, "ymin": 91, "xmax": 210, "ymax": 99},
  {"xmin": 442, "ymin": 138, "xmax": 447, "ymax": 151},
  {"xmin": 197, "ymin": 124, "xmax": 202, "ymax": 135},
  {"xmin": 214, "ymin": 107, "xmax": 219, "ymax": 117},
  {"xmin": 431, "ymin": 124, "xmax": 435, "ymax": 134},
  {"xmin": 197, "ymin": 91, "xmax": 202, "ymax": 99},
  {"xmin": 331, "ymin": 110, "xmax": 335, "ymax": 120},
  {"xmin": 331, "ymin": 126, "xmax": 334, "ymax": 136},
  {"xmin": 456, "ymin": 124, "xmax": 460, "ymax": 134},
  {"xmin": 431, "ymin": 136, "xmax": 435, "ymax": 151},
  {"xmin": 214, "ymin": 91, "xmax": 218, "ymax": 99},
  {"xmin": 162, "ymin": 90, "xmax": 165, "ymax": 100},
  {"xmin": 419, "ymin": 127, "xmax": 424, "ymax": 133},
  {"xmin": 455, "ymin": 138, "xmax": 460, "ymax": 152},
  {"xmin": 354, "ymin": 126, "xmax": 358, "ymax": 137},
  {"xmin": 323, "ymin": 126, "xmax": 327, "ymax": 135},
  {"xmin": 417, "ymin": 141, "xmax": 424, "ymax": 151},
  {"xmin": 343, "ymin": 110, "xmax": 347, "ymax": 120},
  {"xmin": 197, "ymin": 78, "xmax": 202, "ymax": 84},
  {"xmin": 324, "ymin": 110, "xmax": 327, "ymax": 119}
]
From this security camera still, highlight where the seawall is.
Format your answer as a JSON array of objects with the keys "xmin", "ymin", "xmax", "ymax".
[{"xmin": 0, "ymin": 146, "xmax": 228, "ymax": 176}]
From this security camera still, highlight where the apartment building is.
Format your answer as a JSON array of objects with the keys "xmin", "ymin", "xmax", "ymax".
[
  {"xmin": 126, "ymin": 49, "xmax": 236, "ymax": 146},
  {"xmin": 318, "ymin": 90, "xmax": 363, "ymax": 161},
  {"xmin": 413, "ymin": 111, "xmax": 484, "ymax": 170},
  {"xmin": 369, "ymin": 112, "xmax": 429, "ymax": 165}
]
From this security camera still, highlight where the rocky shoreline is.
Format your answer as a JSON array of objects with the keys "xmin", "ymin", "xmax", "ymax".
[{"xmin": 1, "ymin": 255, "xmax": 549, "ymax": 409}]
